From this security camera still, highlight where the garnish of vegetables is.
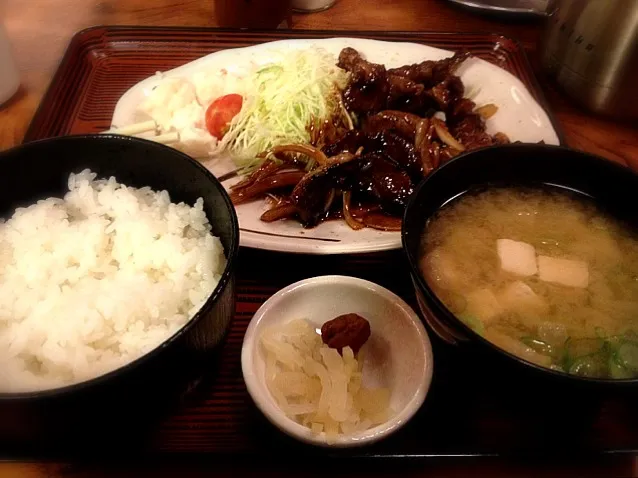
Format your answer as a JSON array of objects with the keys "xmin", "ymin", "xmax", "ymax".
[
  {"xmin": 260, "ymin": 318, "xmax": 390, "ymax": 443},
  {"xmin": 220, "ymin": 48, "xmax": 350, "ymax": 173},
  {"xmin": 205, "ymin": 93, "xmax": 243, "ymax": 139},
  {"xmin": 520, "ymin": 329, "xmax": 638, "ymax": 379}
]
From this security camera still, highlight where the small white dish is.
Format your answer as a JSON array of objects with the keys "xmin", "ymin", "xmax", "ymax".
[{"xmin": 241, "ymin": 275, "xmax": 434, "ymax": 447}]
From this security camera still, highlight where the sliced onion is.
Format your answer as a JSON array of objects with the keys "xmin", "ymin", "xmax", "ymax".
[
  {"xmin": 231, "ymin": 160, "xmax": 282, "ymax": 191},
  {"xmin": 308, "ymin": 116, "xmax": 320, "ymax": 146},
  {"xmin": 418, "ymin": 122, "xmax": 436, "ymax": 174},
  {"xmin": 261, "ymin": 203, "xmax": 298, "ymax": 222},
  {"xmin": 475, "ymin": 103, "xmax": 498, "ymax": 120},
  {"xmin": 430, "ymin": 142, "xmax": 441, "ymax": 170},
  {"xmin": 439, "ymin": 146, "xmax": 460, "ymax": 164},
  {"xmin": 414, "ymin": 118, "xmax": 430, "ymax": 149},
  {"xmin": 326, "ymin": 152, "xmax": 356, "ymax": 166},
  {"xmin": 494, "ymin": 132, "xmax": 510, "ymax": 144},
  {"xmin": 342, "ymin": 191, "xmax": 365, "ymax": 230},
  {"xmin": 271, "ymin": 144, "xmax": 329, "ymax": 166},
  {"xmin": 339, "ymin": 96, "xmax": 355, "ymax": 131},
  {"xmin": 448, "ymin": 148, "xmax": 463, "ymax": 157},
  {"xmin": 231, "ymin": 171, "xmax": 306, "ymax": 205},
  {"xmin": 349, "ymin": 204, "xmax": 381, "ymax": 218},
  {"xmin": 360, "ymin": 213, "xmax": 402, "ymax": 231},
  {"xmin": 432, "ymin": 118, "xmax": 465, "ymax": 152},
  {"xmin": 324, "ymin": 188, "xmax": 336, "ymax": 214}
]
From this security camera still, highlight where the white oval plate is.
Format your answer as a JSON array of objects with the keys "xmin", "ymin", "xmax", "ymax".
[{"xmin": 111, "ymin": 37, "xmax": 560, "ymax": 255}]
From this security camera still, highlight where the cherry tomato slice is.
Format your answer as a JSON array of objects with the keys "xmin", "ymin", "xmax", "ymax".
[{"xmin": 205, "ymin": 94, "xmax": 243, "ymax": 139}]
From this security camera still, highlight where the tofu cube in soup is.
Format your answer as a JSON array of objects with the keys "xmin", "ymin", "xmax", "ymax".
[
  {"xmin": 499, "ymin": 281, "xmax": 549, "ymax": 315},
  {"xmin": 538, "ymin": 256, "xmax": 589, "ymax": 288},
  {"xmin": 497, "ymin": 239, "xmax": 538, "ymax": 277}
]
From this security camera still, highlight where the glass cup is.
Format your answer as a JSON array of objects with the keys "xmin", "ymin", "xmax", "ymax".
[
  {"xmin": 214, "ymin": 0, "xmax": 293, "ymax": 29},
  {"xmin": 0, "ymin": 24, "xmax": 19, "ymax": 106}
]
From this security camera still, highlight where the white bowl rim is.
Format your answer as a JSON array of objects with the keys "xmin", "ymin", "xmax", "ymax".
[{"xmin": 241, "ymin": 274, "xmax": 434, "ymax": 448}]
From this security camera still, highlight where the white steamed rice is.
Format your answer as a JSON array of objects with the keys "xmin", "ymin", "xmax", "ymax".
[{"xmin": 0, "ymin": 169, "xmax": 226, "ymax": 392}]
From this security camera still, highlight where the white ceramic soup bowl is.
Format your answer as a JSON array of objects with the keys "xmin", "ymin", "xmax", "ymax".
[{"xmin": 241, "ymin": 275, "xmax": 433, "ymax": 447}]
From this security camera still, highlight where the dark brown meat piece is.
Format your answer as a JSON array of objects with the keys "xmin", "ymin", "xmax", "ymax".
[
  {"xmin": 352, "ymin": 153, "xmax": 415, "ymax": 213},
  {"xmin": 291, "ymin": 152, "xmax": 414, "ymax": 226},
  {"xmin": 369, "ymin": 133, "xmax": 423, "ymax": 179},
  {"xmin": 308, "ymin": 116, "xmax": 350, "ymax": 149},
  {"xmin": 323, "ymin": 129, "xmax": 424, "ymax": 180},
  {"xmin": 387, "ymin": 75, "xmax": 425, "ymax": 98},
  {"xmin": 322, "ymin": 130, "xmax": 365, "ymax": 156},
  {"xmin": 385, "ymin": 75, "xmax": 431, "ymax": 113},
  {"xmin": 388, "ymin": 51, "xmax": 470, "ymax": 86},
  {"xmin": 448, "ymin": 97, "xmax": 476, "ymax": 120},
  {"xmin": 449, "ymin": 113, "xmax": 495, "ymax": 151},
  {"xmin": 321, "ymin": 313, "xmax": 371, "ymax": 354},
  {"xmin": 427, "ymin": 76, "xmax": 465, "ymax": 112},
  {"xmin": 338, "ymin": 48, "xmax": 389, "ymax": 114},
  {"xmin": 363, "ymin": 110, "xmax": 421, "ymax": 140},
  {"xmin": 290, "ymin": 169, "xmax": 338, "ymax": 227},
  {"xmin": 337, "ymin": 47, "xmax": 366, "ymax": 72},
  {"xmin": 338, "ymin": 49, "xmax": 471, "ymax": 116},
  {"xmin": 290, "ymin": 158, "xmax": 362, "ymax": 227}
]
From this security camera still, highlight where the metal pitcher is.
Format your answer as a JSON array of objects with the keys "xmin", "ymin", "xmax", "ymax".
[{"xmin": 541, "ymin": 0, "xmax": 638, "ymax": 119}]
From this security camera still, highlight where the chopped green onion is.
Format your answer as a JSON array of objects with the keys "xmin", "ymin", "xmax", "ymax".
[
  {"xmin": 459, "ymin": 315, "xmax": 484, "ymax": 336},
  {"xmin": 520, "ymin": 337, "xmax": 554, "ymax": 356},
  {"xmin": 568, "ymin": 353, "xmax": 607, "ymax": 378},
  {"xmin": 609, "ymin": 356, "xmax": 634, "ymax": 379},
  {"xmin": 616, "ymin": 342, "xmax": 638, "ymax": 372},
  {"xmin": 565, "ymin": 337, "xmax": 605, "ymax": 358}
]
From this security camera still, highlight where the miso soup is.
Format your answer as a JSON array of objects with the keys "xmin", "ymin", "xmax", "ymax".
[{"xmin": 420, "ymin": 186, "xmax": 638, "ymax": 379}]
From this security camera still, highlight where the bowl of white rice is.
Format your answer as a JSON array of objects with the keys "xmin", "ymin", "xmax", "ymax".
[{"xmin": 0, "ymin": 134, "xmax": 239, "ymax": 448}]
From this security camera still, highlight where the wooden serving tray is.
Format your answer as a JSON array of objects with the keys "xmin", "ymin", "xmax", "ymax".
[{"xmin": 21, "ymin": 27, "xmax": 638, "ymax": 460}]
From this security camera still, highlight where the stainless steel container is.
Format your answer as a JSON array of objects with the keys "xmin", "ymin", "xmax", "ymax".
[{"xmin": 541, "ymin": 0, "xmax": 638, "ymax": 119}]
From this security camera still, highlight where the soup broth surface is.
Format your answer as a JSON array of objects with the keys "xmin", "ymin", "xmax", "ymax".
[{"xmin": 421, "ymin": 186, "xmax": 638, "ymax": 379}]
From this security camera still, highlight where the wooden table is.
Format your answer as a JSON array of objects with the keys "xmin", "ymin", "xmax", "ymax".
[{"xmin": 1, "ymin": 0, "xmax": 638, "ymax": 476}]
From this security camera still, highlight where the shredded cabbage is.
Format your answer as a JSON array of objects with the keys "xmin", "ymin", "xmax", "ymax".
[{"xmin": 220, "ymin": 48, "xmax": 349, "ymax": 172}]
